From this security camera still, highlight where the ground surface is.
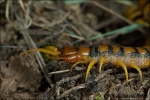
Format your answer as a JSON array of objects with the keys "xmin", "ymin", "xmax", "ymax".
[{"xmin": 0, "ymin": 1, "xmax": 150, "ymax": 100}]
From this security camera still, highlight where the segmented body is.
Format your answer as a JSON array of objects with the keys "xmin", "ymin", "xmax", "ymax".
[
  {"xmin": 124, "ymin": 0, "xmax": 150, "ymax": 27},
  {"xmin": 59, "ymin": 45, "xmax": 150, "ymax": 82},
  {"xmin": 22, "ymin": 45, "xmax": 150, "ymax": 83},
  {"xmin": 86, "ymin": 45, "xmax": 150, "ymax": 69}
]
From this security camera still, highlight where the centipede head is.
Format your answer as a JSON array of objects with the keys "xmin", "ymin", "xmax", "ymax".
[
  {"xmin": 58, "ymin": 46, "xmax": 89, "ymax": 63},
  {"xmin": 20, "ymin": 46, "xmax": 90, "ymax": 63},
  {"xmin": 59, "ymin": 46, "xmax": 77, "ymax": 55}
]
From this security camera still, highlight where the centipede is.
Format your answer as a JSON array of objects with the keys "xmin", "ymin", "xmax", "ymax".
[
  {"xmin": 124, "ymin": 0, "xmax": 150, "ymax": 27},
  {"xmin": 21, "ymin": 45, "xmax": 150, "ymax": 83}
]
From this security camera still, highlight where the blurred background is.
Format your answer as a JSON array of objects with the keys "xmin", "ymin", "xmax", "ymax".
[{"xmin": 0, "ymin": 0, "xmax": 150, "ymax": 99}]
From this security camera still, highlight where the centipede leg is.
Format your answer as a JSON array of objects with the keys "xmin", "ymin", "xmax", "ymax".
[
  {"xmin": 85, "ymin": 60, "xmax": 97, "ymax": 81},
  {"xmin": 71, "ymin": 61, "xmax": 87, "ymax": 70},
  {"xmin": 116, "ymin": 61, "xmax": 129, "ymax": 83},
  {"xmin": 130, "ymin": 64, "xmax": 142, "ymax": 81},
  {"xmin": 99, "ymin": 57, "xmax": 107, "ymax": 73}
]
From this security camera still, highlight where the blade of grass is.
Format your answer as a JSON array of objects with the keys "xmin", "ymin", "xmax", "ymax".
[
  {"xmin": 15, "ymin": 1, "xmax": 53, "ymax": 87},
  {"xmin": 64, "ymin": 0, "xmax": 85, "ymax": 4},
  {"xmin": 114, "ymin": 0, "xmax": 133, "ymax": 6},
  {"xmin": 92, "ymin": 1, "xmax": 145, "ymax": 34},
  {"xmin": 87, "ymin": 23, "xmax": 143, "ymax": 41}
]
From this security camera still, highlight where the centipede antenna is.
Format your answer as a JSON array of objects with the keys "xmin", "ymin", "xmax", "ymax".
[
  {"xmin": 20, "ymin": 48, "xmax": 60, "ymax": 56},
  {"xmin": 45, "ymin": 46, "xmax": 58, "ymax": 51}
]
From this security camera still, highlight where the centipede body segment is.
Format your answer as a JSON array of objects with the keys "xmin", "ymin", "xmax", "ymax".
[
  {"xmin": 21, "ymin": 45, "xmax": 150, "ymax": 83},
  {"xmin": 124, "ymin": 0, "xmax": 150, "ymax": 27}
]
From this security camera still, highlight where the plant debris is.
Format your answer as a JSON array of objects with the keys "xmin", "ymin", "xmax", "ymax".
[{"xmin": 0, "ymin": 0, "xmax": 149, "ymax": 99}]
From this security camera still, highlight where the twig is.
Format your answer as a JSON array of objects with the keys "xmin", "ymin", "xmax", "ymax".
[
  {"xmin": 56, "ymin": 73, "xmax": 83, "ymax": 86},
  {"xmin": 93, "ymin": 18, "xmax": 118, "ymax": 30},
  {"xmin": 32, "ymin": 12, "xmax": 70, "ymax": 29},
  {"xmin": 5, "ymin": 0, "xmax": 11, "ymax": 21},
  {"xmin": 95, "ymin": 69, "xmax": 113, "ymax": 82},
  {"xmin": 92, "ymin": 1, "xmax": 145, "ymax": 34},
  {"xmin": 15, "ymin": 1, "xmax": 52, "ymax": 86},
  {"xmin": 138, "ymin": 79, "xmax": 149, "ymax": 92},
  {"xmin": 58, "ymin": 84, "xmax": 86, "ymax": 99},
  {"xmin": 18, "ymin": 0, "xmax": 26, "ymax": 12},
  {"xmin": 92, "ymin": 1, "xmax": 133, "ymax": 24},
  {"xmin": 87, "ymin": 23, "xmax": 143, "ymax": 41},
  {"xmin": 0, "ymin": 45, "xmax": 27, "ymax": 49},
  {"xmin": 63, "ymin": 31, "xmax": 85, "ymax": 40},
  {"xmin": 146, "ymin": 88, "xmax": 150, "ymax": 100},
  {"xmin": 49, "ymin": 69, "xmax": 70, "ymax": 75}
]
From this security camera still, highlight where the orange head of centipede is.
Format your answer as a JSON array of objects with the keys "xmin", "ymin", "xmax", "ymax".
[
  {"xmin": 20, "ymin": 46, "xmax": 90, "ymax": 63},
  {"xmin": 58, "ymin": 46, "xmax": 90, "ymax": 63}
]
